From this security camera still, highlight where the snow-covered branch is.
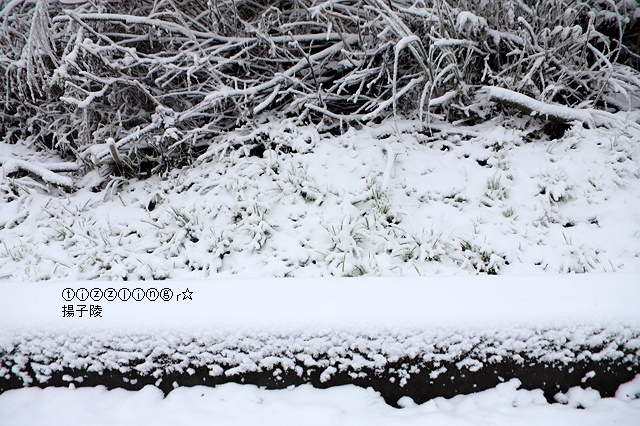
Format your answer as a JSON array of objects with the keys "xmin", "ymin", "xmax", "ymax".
[
  {"xmin": 1, "ymin": 0, "xmax": 638, "ymax": 180},
  {"xmin": 0, "ymin": 155, "xmax": 78, "ymax": 188},
  {"xmin": 483, "ymin": 86, "xmax": 640, "ymax": 136},
  {"xmin": 483, "ymin": 87, "xmax": 592, "ymax": 124}
]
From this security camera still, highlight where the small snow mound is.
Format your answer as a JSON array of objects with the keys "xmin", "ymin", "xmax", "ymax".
[
  {"xmin": 397, "ymin": 396, "xmax": 417, "ymax": 408},
  {"xmin": 555, "ymin": 387, "xmax": 602, "ymax": 408},
  {"xmin": 616, "ymin": 375, "xmax": 640, "ymax": 401}
]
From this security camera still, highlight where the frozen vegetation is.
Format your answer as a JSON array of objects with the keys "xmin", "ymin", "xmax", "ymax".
[
  {"xmin": 0, "ymin": 0, "xmax": 640, "ymax": 280},
  {"xmin": 1, "ymin": 0, "xmax": 640, "ymax": 423},
  {"xmin": 1, "ymin": 0, "xmax": 638, "ymax": 279},
  {"xmin": 1, "ymin": 119, "xmax": 639, "ymax": 280}
]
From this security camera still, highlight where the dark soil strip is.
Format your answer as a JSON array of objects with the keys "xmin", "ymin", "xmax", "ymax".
[{"xmin": 1, "ymin": 357, "xmax": 637, "ymax": 407}]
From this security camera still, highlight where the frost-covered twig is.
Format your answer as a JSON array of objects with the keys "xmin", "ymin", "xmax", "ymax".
[{"xmin": 380, "ymin": 144, "xmax": 395, "ymax": 191}]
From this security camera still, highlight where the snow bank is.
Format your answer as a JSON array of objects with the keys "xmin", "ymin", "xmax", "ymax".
[
  {"xmin": 1, "ymin": 275, "xmax": 639, "ymax": 403},
  {"xmin": 1, "ymin": 380, "xmax": 639, "ymax": 426}
]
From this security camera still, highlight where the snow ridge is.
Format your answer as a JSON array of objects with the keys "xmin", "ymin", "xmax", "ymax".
[{"xmin": 2, "ymin": 325, "xmax": 639, "ymax": 397}]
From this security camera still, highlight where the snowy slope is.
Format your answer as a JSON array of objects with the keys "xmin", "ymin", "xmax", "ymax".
[{"xmin": 1, "ymin": 120, "xmax": 639, "ymax": 280}]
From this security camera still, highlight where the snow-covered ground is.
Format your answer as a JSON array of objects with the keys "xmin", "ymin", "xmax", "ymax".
[
  {"xmin": 2, "ymin": 274, "xmax": 640, "ymax": 331},
  {"xmin": 2, "ymin": 117, "xmax": 640, "ymax": 423},
  {"xmin": 1, "ymin": 119, "xmax": 639, "ymax": 280},
  {"xmin": 1, "ymin": 379, "xmax": 640, "ymax": 426},
  {"xmin": 1, "ymin": 275, "xmax": 639, "ymax": 423}
]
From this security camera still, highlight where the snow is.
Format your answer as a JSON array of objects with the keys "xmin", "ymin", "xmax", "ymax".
[
  {"xmin": 483, "ymin": 86, "xmax": 593, "ymax": 123},
  {"xmin": 253, "ymin": 83, "xmax": 282, "ymax": 114},
  {"xmin": 2, "ymin": 120, "xmax": 639, "ymax": 280},
  {"xmin": 617, "ymin": 375, "xmax": 640, "ymax": 401},
  {"xmin": 0, "ymin": 155, "xmax": 74, "ymax": 188},
  {"xmin": 456, "ymin": 11, "xmax": 488, "ymax": 36},
  {"xmin": 0, "ymin": 380, "xmax": 639, "ymax": 426},
  {"xmin": 1, "ymin": 274, "xmax": 639, "ymax": 332},
  {"xmin": 1, "ymin": 275, "xmax": 638, "ymax": 396},
  {"xmin": 2, "ymin": 118, "xmax": 640, "ymax": 423},
  {"xmin": 60, "ymin": 78, "xmax": 113, "ymax": 109},
  {"xmin": 395, "ymin": 35, "xmax": 421, "ymax": 54}
]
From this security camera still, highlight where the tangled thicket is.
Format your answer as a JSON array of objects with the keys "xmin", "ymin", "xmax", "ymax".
[{"xmin": 1, "ymin": 0, "xmax": 639, "ymax": 182}]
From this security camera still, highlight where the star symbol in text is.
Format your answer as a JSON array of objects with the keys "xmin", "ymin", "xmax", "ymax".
[{"xmin": 181, "ymin": 288, "xmax": 193, "ymax": 301}]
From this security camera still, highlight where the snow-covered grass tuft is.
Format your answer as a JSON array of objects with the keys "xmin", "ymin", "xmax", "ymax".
[{"xmin": 1, "ymin": 120, "xmax": 639, "ymax": 280}]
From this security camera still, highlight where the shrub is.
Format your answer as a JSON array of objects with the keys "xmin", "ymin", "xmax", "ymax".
[{"xmin": 1, "ymin": 0, "xmax": 638, "ymax": 181}]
